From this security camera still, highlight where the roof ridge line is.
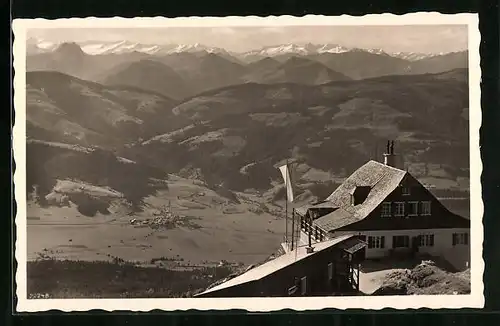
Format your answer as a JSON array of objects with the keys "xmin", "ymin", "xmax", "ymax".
[
  {"xmin": 368, "ymin": 159, "xmax": 407, "ymax": 173},
  {"xmin": 372, "ymin": 173, "xmax": 387, "ymax": 188}
]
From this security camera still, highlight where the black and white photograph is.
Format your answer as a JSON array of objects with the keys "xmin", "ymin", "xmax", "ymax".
[{"xmin": 13, "ymin": 13, "xmax": 483, "ymax": 311}]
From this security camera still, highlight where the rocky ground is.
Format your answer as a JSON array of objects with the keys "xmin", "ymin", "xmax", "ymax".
[{"xmin": 371, "ymin": 260, "xmax": 471, "ymax": 295}]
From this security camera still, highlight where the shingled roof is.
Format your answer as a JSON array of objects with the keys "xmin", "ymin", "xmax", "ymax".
[
  {"xmin": 314, "ymin": 160, "xmax": 407, "ymax": 231},
  {"xmin": 295, "ymin": 200, "xmax": 339, "ymax": 216},
  {"xmin": 195, "ymin": 234, "xmax": 365, "ymax": 296}
]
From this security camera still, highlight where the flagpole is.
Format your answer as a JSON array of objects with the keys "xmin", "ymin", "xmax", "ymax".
[
  {"xmin": 295, "ymin": 207, "xmax": 299, "ymax": 261},
  {"xmin": 291, "ymin": 207, "xmax": 295, "ymax": 251},
  {"xmin": 290, "ymin": 162, "xmax": 295, "ymax": 251},
  {"xmin": 287, "ymin": 162, "xmax": 295, "ymax": 250},
  {"xmin": 285, "ymin": 159, "xmax": 289, "ymax": 250}
]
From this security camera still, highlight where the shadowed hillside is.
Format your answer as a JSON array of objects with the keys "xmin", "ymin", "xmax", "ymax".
[
  {"xmin": 242, "ymin": 57, "xmax": 350, "ymax": 85},
  {"xmin": 304, "ymin": 50, "xmax": 412, "ymax": 79},
  {"xmin": 408, "ymin": 51, "xmax": 468, "ymax": 75},
  {"xmin": 98, "ymin": 52, "xmax": 249, "ymax": 99},
  {"xmin": 26, "ymin": 71, "xmax": 183, "ymax": 147},
  {"xmin": 281, "ymin": 50, "xmax": 467, "ymax": 80},
  {"xmin": 27, "ymin": 140, "xmax": 168, "ymax": 213},
  {"xmin": 27, "ymin": 42, "xmax": 150, "ymax": 81},
  {"xmin": 100, "ymin": 60, "xmax": 191, "ymax": 100},
  {"xmin": 26, "ymin": 69, "xmax": 469, "ymax": 212},
  {"xmin": 123, "ymin": 69, "xmax": 469, "ymax": 194}
]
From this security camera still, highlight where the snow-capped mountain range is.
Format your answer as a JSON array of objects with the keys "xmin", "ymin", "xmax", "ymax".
[
  {"xmin": 27, "ymin": 38, "xmax": 230, "ymax": 56},
  {"xmin": 27, "ymin": 37, "xmax": 452, "ymax": 61},
  {"xmin": 241, "ymin": 43, "xmax": 352, "ymax": 56},
  {"xmin": 78, "ymin": 40, "xmax": 232, "ymax": 55}
]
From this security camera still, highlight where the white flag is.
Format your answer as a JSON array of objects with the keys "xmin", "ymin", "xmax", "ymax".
[{"xmin": 278, "ymin": 163, "xmax": 294, "ymax": 202}]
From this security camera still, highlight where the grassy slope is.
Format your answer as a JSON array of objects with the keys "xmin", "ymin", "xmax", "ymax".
[{"xmin": 27, "ymin": 259, "xmax": 233, "ymax": 298}]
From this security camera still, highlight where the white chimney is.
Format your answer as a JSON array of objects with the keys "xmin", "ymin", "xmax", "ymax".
[{"xmin": 383, "ymin": 140, "xmax": 397, "ymax": 167}]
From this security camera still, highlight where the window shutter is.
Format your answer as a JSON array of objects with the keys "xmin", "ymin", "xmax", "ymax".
[
  {"xmin": 464, "ymin": 233, "xmax": 469, "ymax": 245},
  {"xmin": 430, "ymin": 234, "xmax": 434, "ymax": 247},
  {"xmin": 392, "ymin": 236, "xmax": 396, "ymax": 248},
  {"xmin": 381, "ymin": 236, "xmax": 385, "ymax": 249},
  {"xmin": 452, "ymin": 233, "xmax": 457, "ymax": 246}
]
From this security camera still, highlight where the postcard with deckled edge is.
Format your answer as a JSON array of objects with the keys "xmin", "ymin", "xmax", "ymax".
[{"xmin": 13, "ymin": 13, "xmax": 483, "ymax": 312}]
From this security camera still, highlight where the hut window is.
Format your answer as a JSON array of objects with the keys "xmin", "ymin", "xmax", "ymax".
[
  {"xmin": 420, "ymin": 201, "xmax": 432, "ymax": 216},
  {"xmin": 409, "ymin": 202, "xmax": 419, "ymax": 216},
  {"xmin": 419, "ymin": 234, "xmax": 434, "ymax": 247},
  {"xmin": 402, "ymin": 186, "xmax": 411, "ymax": 196},
  {"xmin": 367, "ymin": 236, "xmax": 385, "ymax": 249},
  {"xmin": 452, "ymin": 232, "xmax": 468, "ymax": 246},
  {"xmin": 394, "ymin": 202, "xmax": 405, "ymax": 216},
  {"xmin": 392, "ymin": 235, "xmax": 410, "ymax": 248},
  {"xmin": 381, "ymin": 202, "xmax": 392, "ymax": 217},
  {"xmin": 301, "ymin": 277, "xmax": 307, "ymax": 295}
]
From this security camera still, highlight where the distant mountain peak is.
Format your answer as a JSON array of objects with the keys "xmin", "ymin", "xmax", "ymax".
[
  {"xmin": 55, "ymin": 42, "xmax": 86, "ymax": 57},
  {"xmin": 27, "ymin": 37, "xmax": 464, "ymax": 63}
]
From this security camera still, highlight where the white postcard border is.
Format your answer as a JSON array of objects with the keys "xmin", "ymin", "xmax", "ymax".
[{"xmin": 13, "ymin": 12, "xmax": 483, "ymax": 312}]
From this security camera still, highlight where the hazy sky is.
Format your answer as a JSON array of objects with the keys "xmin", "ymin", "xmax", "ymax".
[{"xmin": 28, "ymin": 25, "xmax": 468, "ymax": 54}]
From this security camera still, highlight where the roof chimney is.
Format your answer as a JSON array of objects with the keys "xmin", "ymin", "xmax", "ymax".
[{"xmin": 383, "ymin": 140, "xmax": 397, "ymax": 167}]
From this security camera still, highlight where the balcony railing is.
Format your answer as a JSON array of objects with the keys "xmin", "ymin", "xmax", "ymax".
[{"xmin": 300, "ymin": 217, "xmax": 326, "ymax": 242}]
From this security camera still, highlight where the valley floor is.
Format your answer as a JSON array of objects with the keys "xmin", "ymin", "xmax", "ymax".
[{"xmin": 27, "ymin": 175, "xmax": 288, "ymax": 267}]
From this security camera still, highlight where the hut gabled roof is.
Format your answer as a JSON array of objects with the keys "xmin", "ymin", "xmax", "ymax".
[{"xmin": 314, "ymin": 160, "xmax": 407, "ymax": 231}]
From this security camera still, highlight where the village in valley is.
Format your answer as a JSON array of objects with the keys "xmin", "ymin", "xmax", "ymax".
[{"xmin": 23, "ymin": 22, "xmax": 473, "ymax": 299}]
